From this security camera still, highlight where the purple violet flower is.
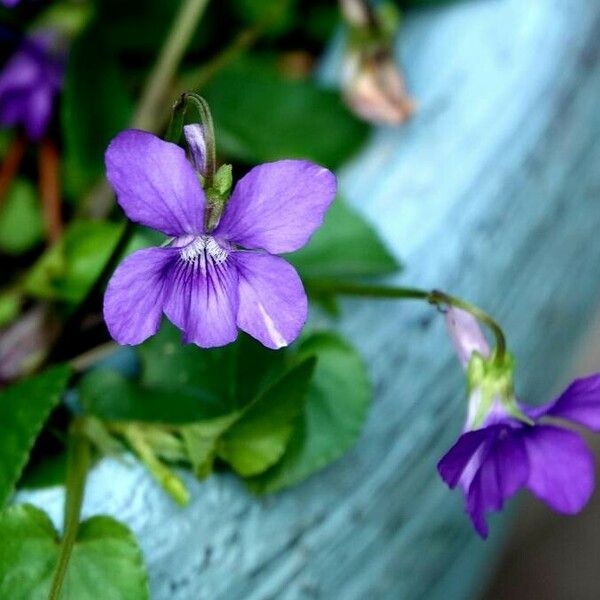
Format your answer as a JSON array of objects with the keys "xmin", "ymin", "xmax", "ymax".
[
  {"xmin": 1, "ymin": 0, "xmax": 21, "ymax": 7},
  {"xmin": 0, "ymin": 29, "xmax": 64, "ymax": 140},
  {"xmin": 103, "ymin": 129, "xmax": 337, "ymax": 349},
  {"xmin": 438, "ymin": 307, "xmax": 600, "ymax": 538}
]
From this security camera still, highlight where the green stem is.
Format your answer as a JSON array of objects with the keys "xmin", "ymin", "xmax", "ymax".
[
  {"xmin": 166, "ymin": 93, "xmax": 216, "ymax": 181},
  {"xmin": 132, "ymin": 0, "xmax": 212, "ymax": 131},
  {"xmin": 306, "ymin": 279, "xmax": 430, "ymax": 300},
  {"xmin": 48, "ymin": 419, "xmax": 91, "ymax": 600},
  {"xmin": 119, "ymin": 423, "xmax": 190, "ymax": 506},
  {"xmin": 306, "ymin": 279, "xmax": 507, "ymax": 360}
]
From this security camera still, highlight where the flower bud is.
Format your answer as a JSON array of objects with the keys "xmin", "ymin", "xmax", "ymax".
[
  {"xmin": 444, "ymin": 307, "xmax": 490, "ymax": 369},
  {"xmin": 183, "ymin": 123, "xmax": 208, "ymax": 176}
]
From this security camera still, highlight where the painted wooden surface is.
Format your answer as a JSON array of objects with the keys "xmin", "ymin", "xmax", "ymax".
[{"xmin": 19, "ymin": 0, "xmax": 600, "ymax": 598}]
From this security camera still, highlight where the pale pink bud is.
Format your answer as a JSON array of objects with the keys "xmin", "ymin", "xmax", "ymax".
[{"xmin": 445, "ymin": 307, "xmax": 490, "ymax": 369}]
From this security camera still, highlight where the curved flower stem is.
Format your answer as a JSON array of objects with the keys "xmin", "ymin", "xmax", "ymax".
[
  {"xmin": 428, "ymin": 289, "xmax": 507, "ymax": 361},
  {"xmin": 166, "ymin": 93, "xmax": 216, "ymax": 181},
  {"xmin": 48, "ymin": 418, "xmax": 91, "ymax": 600},
  {"xmin": 306, "ymin": 279, "xmax": 507, "ymax": 360}
]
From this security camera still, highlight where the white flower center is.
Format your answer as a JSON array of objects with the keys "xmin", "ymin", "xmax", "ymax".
[{"xmin": 178, "ymin": 235, "xmax": 229, "ymax": 266}]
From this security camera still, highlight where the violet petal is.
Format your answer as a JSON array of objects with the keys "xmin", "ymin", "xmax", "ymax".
[
  {"xmin": 234, "ymin": 252, "xmax": 307, "ymax": 349},
  {"xmin": 465, "ymin": 428, "xmax": 528, "ymax": 538},
  {"xmin": 213, "ymin": 160, "xmax": 336, "ymax": 253},
  {"xmin": 522, "ymin": 424, "xmax": 594, "ymax": 514},
  {"xmin": 163, "ymin": 251, "xmax": 239, "ymax": 348},
  {"xmin": 103, "ymin": 247, "xmax": 178, "ymax": 345},
  {"xmin": 25, "ymin": 86, "xmax": 53, "ymax": 140},
  {"xmin": 105, "ymin": 130, "xmax": 206, "ymax": 236},
  {"xmin": 529, "ymin": 373, "xmax": 600, "ymax": 431},
  {"xmin": 437, "ymin": 427, "xmax": 494, "ymax": 489}
]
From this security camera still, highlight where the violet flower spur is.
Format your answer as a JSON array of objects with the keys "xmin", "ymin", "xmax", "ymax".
[
  {"xmin": 0, "ymin": 29, "xmax": 64, "ymax": 140},
  {"xmin": 103, "ymin": 128, "xmax": 336, "ymax": 349},
  {"xmin": 438, "ymin": 307, "xmax": 600, "ymax": 538}
]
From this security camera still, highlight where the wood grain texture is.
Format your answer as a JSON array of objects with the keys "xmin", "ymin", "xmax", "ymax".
[{"xmin": 18, "ymin": 0, "xmax": 600, "ymax": 598}]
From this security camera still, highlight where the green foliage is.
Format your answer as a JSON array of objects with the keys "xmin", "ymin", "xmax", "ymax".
[
  {"xmin": 0, "ymin": 365, "xmax": 72, "ymax": 507},
  {"xmin": 62, "ymin": 23, "xmax": 133, "ymax": 197},
  {"xmin": 180, "ymin": 416, "xmax": 239, "ymax": 477},
  {"xmin": 78, "ymin": 369, "xmax": 224, "ymax": 423},
  {"xmin": 0, "ymin": 504, "xmax": 149, "ymax": 600},
  {"xmin": 24, "ymin": 221, "xmax": 147, "ymax": 305},
  {"xmin": 249, "ymin": 332, "xmax": 371, "ymax": 493},
  {"xmin": 0, "ymin": 179, "xmax": 44, "ymax": 255},
  {"xmin": 218, "ymin": 357, "xmax": 316, "ymax": 476},
  {"xmin": 203, "ymin": 58, "xmax": 369, "ymax": 168},
  {"xmin": 139, "ymin": 323, "xmax": 285, "ymax": 411},
  {"xmin": 227, "ymin": 0, "xmax": 297, "ymax": 37},
  {"xmin": 0, "ymin": 289, "xmax": 21, "ymax": 328},
  {"xmin": 93, "ymin": 0, "xmax": 213, "ymax": 55},
  {"xmin": 25, "ymin": 221, "xmax": 123, "ymax": 304},
  {"xmin": 288, "ymin": 197, "xmax": 399, "ymax": 280},
  {"xmin": 76, "ymin": 326, "xmax": 370, "ymax": 494}
]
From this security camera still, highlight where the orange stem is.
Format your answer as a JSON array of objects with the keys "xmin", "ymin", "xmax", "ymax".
[
  {"xmin": 0, "ymin": 135, "xmax": 27, "ymax": 206},
  {"xmin": 38, "ymin": 137, "xmax": 63, "ymax": 244}
]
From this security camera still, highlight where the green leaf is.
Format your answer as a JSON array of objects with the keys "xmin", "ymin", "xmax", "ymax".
[
  {"xmin": 203, "ymin": 57, "xmax": 369, "ymax": 168},
  {"xmin": 180, "ymin": 415, "xmax": 239, "ymax": 478},
  {"xmin": 139, "ymin": 323, "xmax": 285, "ymax": 411},
  {"xmin": 0, "ymin": 365, "xmax": 72, "ymax": 507},
  {"xmin": 248, "ymin": 332, "xmax": 370, "ymax": 493},
  {"xmin": 24, "ymin": 221, "xmax": 126, "ymax": 304},
  {"xmin": 62, "ymin": 23, "xmax": 133, "ymax": 197},
  {"xmin": 0, "ymin": 504, "xmax": 149, "ymax": 599},
  {"xmin": 228, "ymin": 0, "xmax": 297, "ymax": 37},
  {"xmin": 0, "ymin": 179, "xmax": 44, "ymax": 255},
  {"xmin": 138, "ymin": 322, "xmax": 237, "ymax": 406},
  {"xmin": 287, "ymin": 198, "xmax": 399, "ymax": 279},
  {"xmin": 0, "ymin": 289, "xmax": 21, "ymax": 328},
  {"xmin": 218, "ymin": 357, "xmax": 316, "ymax": 476},
  {"xmin": 78, "ymin": 369, "xmax": 226, "ymax": 423}
]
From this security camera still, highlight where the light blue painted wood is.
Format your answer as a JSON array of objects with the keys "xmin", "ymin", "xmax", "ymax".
[{"xmin": 18, "ymin": 0, "xmax": 600, "ymax": 598}]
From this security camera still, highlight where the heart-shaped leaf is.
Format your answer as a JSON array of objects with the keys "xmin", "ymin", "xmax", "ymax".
[
  {"xmin": 0, "ymin": 504, "xmax": 149, "ymax": 599},
  {"xmin": 248, "ymin": 332, "xmax": 370, "ymax": 493},
  {"xmin": 218, "ymin": 356, "xmax": 316, "ymax": 476}
]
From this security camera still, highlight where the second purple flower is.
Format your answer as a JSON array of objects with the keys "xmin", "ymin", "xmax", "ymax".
[
  {"xmin": 103, "ymin": 128, "xmax": 336, "ymax": 349},
  {"xmin": 438, "ymin": 307, "xmax": 600, "ymax": 538}
]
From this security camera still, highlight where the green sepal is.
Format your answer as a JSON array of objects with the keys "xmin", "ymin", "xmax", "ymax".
[{"xmin": 467, "ymin": 351, "xmax": 533, "ymax": 427}]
